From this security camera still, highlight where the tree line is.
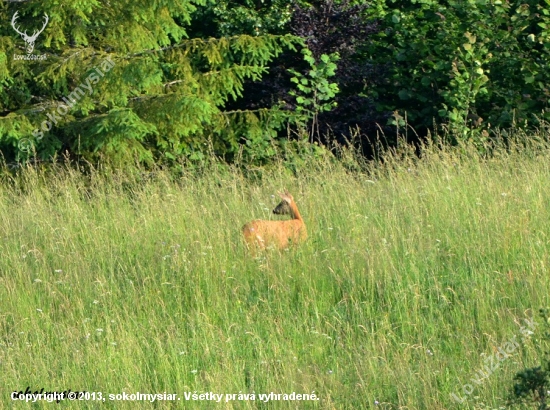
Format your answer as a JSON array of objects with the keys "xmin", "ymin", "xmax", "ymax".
[{"xmin": 0, "ymin": 0, "xmax": 549, "ymax": 166}]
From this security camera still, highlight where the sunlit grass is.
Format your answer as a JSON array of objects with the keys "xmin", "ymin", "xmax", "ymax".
[{"xmin": 1, "ymin": 139, "xmax": 550, "ymax": 408}]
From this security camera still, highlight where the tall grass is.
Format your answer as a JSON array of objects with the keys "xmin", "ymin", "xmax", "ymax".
[{"xmin": 1, "ymin": 138, "xmax": 550, "ymax": 409}]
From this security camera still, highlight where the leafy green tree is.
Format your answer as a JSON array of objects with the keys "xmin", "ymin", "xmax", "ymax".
[
  {"xmin": 289, "ymin": 48, "xmax": 340, "ymax": 142},
  {"xmin": 225, "ymin": 0, "xmax": 383, "ymax": 156},
  {"xmin": 0, "ymin": 1, "xmax": 301, "ymax": 164},
  {"xmin": 365, "ymin": 0, "xmax": 550, "ymax": 142},
  {"xmin": 210, "ymin": 0, "xmax": 295, "ymax": 36}
]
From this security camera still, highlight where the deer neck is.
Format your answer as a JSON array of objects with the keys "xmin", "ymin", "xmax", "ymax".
[{"xmin": 289, "ymin": 202, "xmax": 303, "ymax": 222}]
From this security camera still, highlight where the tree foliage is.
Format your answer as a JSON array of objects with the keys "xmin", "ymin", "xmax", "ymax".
[
  {"xmin": 1, "ymin": 0, "xmax": 550, "ymax": 166},
  {"xmin": 0, "ymin": 0, "xmax": 300, "ymax": 164},
  {"xmin": 225, "ymin": 0, "xmax": 383, "ymax": 154},
  {"xmin": 365, "ymin": 0, "xmax": 550, "ymax": 142},
  {"xmin": 209, "ymin": 0, "xmax": 295, "ymax": 37}
]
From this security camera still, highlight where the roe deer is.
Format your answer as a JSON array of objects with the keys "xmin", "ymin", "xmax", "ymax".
[{"xmin": 242, "ymin": 192, "xmax": 307, "ymax": 252}]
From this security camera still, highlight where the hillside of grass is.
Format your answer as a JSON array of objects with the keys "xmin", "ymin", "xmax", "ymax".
[{"xmin": 1, "ymin": 140, "xmax": 550, "ymax": 409}]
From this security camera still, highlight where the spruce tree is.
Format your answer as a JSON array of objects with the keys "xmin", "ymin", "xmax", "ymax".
[{"xmin": 0, "ymin": 1, "xmax": 300, "ymax": 164}]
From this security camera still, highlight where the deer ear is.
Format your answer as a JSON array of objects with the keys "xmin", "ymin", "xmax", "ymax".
[{"xmin": 278, "ymin": 191, "xmax": 292, "ymax": 203}]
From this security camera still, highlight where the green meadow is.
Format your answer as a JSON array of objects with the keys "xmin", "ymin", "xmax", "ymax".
[{"xmin": 1, "ymin": 140, "xmax": 550, "ymax": 409}]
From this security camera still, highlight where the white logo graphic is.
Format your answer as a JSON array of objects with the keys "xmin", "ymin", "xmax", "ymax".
[{"xmin": 11, "ymin": 11, "xmax": 49, "ymax": 54}]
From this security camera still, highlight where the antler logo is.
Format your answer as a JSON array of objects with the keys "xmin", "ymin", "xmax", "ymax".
[{"xmin": 11, "ymin": 11, "xmax": 49, "ymax": 54}]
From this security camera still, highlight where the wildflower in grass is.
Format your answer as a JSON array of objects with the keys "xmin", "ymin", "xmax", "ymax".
[
  {"xmin": 191, "ymin": 369, "xmax": 197, "ymax": 374},
  {"xmin": 427, "ymin": 349, "xmax": 433, "ymax": 356},
  {"xmin": 96, "ymin": 328, "xmax": 103, "ymax": 332}
]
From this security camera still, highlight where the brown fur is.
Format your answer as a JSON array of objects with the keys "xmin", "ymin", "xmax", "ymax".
[{"xmin": 242, "ymin": 192, "xmax": 307, "ymax": 252}]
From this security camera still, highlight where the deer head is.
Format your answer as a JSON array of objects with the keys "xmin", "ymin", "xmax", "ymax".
[{"xmin": 11, "ymin": 11, "xmax": 49, "ymax": 54}]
